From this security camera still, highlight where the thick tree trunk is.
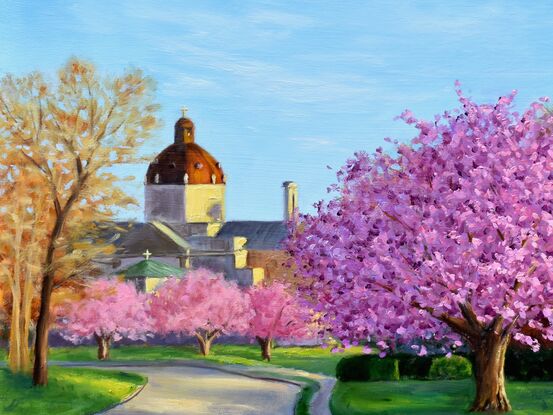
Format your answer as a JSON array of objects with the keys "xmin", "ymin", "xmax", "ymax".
[
  {"xmin": 256, "ymin": 336, "xmax": 272, "ymax": 362},
  {"xmin": 195, "ymin": 335, "xmax": 212, "ymax": 356},
  {"xmin": 195, "ymin": 330, "xmax": 219, "ymax": 356},
  {"xmin": 19, "ymin": 233, "xmax": 38, "ymax": 372},
  {"xmin": 8, "ymin": 221, "xmax": 24, "ymax": 372},
  {"xmin": 18, "ymin": 269, "xmax": 35, "ymax": 372},
  {"xmin": 33, "ymin": 206, "xmax": 71, "ymax": 386},
  {"xmin": 8, "ymin": 294, "xmax": 22, "ymax": 372},
  {"xmin": 95, "ymin": 334, "xmax": 111, "ymax": 360},
  {"xmin": 440, "ymin": 302, "xmax": 516, "ymax": 413},
  {"xmin": 470, "ymin": 335, "xmax": 511, "ymax": 412},
  {"xmin": 32, "ymin": 271, "xmax": 54, "ymax": 386}
]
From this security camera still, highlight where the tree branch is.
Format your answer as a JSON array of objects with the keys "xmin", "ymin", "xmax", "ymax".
[{"xmin": 458, "ymin": 301, "xmax": 482, "ymax": 332}]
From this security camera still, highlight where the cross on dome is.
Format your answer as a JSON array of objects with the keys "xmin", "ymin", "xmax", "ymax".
[
  {"xmin": 143, "ymin": 249, "xmax": 152, "ymax": 260},
  {"xmin": 181, "ymin": 107, "xmax": 188, "ymax": 118}
]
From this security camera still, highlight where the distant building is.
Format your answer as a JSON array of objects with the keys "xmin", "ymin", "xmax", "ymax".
[{"xmin": 106, "ymin": 112, "xmax": 297, "ymax": 290}]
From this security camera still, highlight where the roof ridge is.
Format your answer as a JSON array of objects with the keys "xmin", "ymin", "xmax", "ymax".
[{"xmin": 151, "ymin": 221, "xmax": 191, "ymax": 249}]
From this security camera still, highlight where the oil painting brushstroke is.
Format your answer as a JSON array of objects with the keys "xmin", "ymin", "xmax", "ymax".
[{"xmin": 2, "ymin": 2, "xmax": 553, "ymax": 415}]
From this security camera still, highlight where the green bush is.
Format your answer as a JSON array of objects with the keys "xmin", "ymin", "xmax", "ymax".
[
  {"xmin": 369, "ymin": 357, "xmax": 400, "ymax": 381},
  {"xmin": 336, "ymin": 355, "xmax": 372, "ymax": 381},
  {"xmin": 429, "ymin": 355, "xmax": 472, "ymax": 380},
  {"xmin": 505, "ymin": 348, "xmax": 553, "ymax": 381},
  {"xmin": 395, "ymin": 353, "xmax": 433, "ymax": 379},
  {"xmin": 336, "ymin": 355, "xmax": 399, "ymax": 382}
]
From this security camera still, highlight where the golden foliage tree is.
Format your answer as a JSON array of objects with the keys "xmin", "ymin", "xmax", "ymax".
[
  {"xmin": 0, "ymin": 58, "xmax": 159, "ymax": 385},
  {"xmin": 0, "ymin": 164, "xmax": 51, "ymax": 372}
]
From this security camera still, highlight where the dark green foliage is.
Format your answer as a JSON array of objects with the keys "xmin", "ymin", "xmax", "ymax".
[
  {"xmin": 429, "ymin": 355, "xmax": 472, "ymax": 380},
  {"xmin": 336, "ymin": 355, "xmax": 373, "ymax": 381},
  {"xmin": 505, "ymin": 348, "xmax": 553, "ymax": 381},
  {"xmin": 336, "ymin": 355, "xmax": 399, "ymax": 381},
  {"xmin": 395, "ymin": 353, "xmax": 433, "ymax": 379},
  {"xmin": 369, "ymin": 357, "xmax": 400, "ymax": 381},
  {"xmin": 337, "ymin": 353, "xmax": 476, "ymax": 382}
]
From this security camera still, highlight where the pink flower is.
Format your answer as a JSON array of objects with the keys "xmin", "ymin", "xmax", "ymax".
[{"xmin": 287, "ymin": 87, "xmax": 553, "ymax": 356}]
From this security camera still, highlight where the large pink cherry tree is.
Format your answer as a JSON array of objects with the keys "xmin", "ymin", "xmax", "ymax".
[
  {"xmin": 248, "ymin": 282, "xmax": 312, "ymax": 361},
  {"xmin": 60, "ymin": 279, "xmax": 151, "ymax": 360},
  {"xmin": 288, "ymin": 85, "xmax": 553, "ymax": 412},
  {"xmin": 150, "ymin": 269, "xmax": 252, "ymax": 356}
]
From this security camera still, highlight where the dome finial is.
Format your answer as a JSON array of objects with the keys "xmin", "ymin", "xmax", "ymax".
[{"xmin": 174, "ymin": 109, "xmax": 195, "ymax": 144}]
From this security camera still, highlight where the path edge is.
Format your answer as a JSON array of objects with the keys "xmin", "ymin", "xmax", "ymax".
[
  {"xmin": 95, "ymin": 380, "xmax": 147, "ymax": 414},
  {"xmin": 57, "ymin": 360, "xmax": 334, "ymax": 415}
]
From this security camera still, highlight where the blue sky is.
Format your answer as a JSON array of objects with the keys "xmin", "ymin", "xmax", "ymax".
[{"xmin": 1, "ymin": 1, "xmax": 552, "ymax": 221}]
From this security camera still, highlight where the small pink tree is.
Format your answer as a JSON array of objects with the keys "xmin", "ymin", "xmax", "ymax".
[
  {"xmin": 288, "ymin": 86, "xmax": 553, "ymax": 412},
  {"xmin": 248, "ymin": 282, "xmax": 312, "ymax": 361},
  {"xmin": 150, "ymin": 269, "xmax": 252, "ymax": 356},
  {"xmin": 60, "ymin": 279, "xmax": 151, "ymax": 360}
]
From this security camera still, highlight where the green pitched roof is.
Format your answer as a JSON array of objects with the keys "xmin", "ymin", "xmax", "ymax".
[{"xmin": 119, "ymin": 259, "xmax": 185, "ymax": 278}]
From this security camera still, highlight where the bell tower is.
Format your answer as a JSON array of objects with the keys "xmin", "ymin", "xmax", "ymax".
[{"xmin": 144, "ymin": 110, "xmax": 226, "ymax": 225}]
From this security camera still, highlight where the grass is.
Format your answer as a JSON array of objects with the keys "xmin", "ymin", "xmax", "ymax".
[
  {"xmin": 0, "ymin": 366, "xmax": 146, "ymax": 415},
  {"xmin": 47, "ymin": 343, "xmax": 359, "ymax": 376},
  {"xmin": 2, "ymin": 344, "xmax": 341, "ymax": 415},
  {"xmin": 330, "ymin": 379, "xmax": 553, "ymax": 415},
  {"xmin": 47, "ymin": 344, "xmax": 345, "ymax": 415},
  {"xmin": 282, "ymin": 375, "xmax": 319, "ymax": 415}
]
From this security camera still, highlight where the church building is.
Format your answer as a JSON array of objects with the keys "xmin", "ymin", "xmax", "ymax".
[{"xmin": 107, "ymin": 112, "xmax": 297, "ymax": 289}]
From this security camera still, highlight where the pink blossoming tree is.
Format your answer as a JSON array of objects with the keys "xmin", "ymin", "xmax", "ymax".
[
  {"xmin": 288, "ymin": 85, "xmax": 553, "ymax": 412},
  {"xmin": 150, "ymin": 269, "xmax": 252, "ymax": 356},
  {"xmin": 60, "ymin": 279, "xmax": 151, "ymax": 360},
  {"xmin": 248, "ymin": 282, "xmax": 312, "ymax": 361}
]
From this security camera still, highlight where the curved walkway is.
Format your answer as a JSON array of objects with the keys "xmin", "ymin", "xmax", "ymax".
[
  {"xmin": 105, "ymin": 365, "xmax": 299, "ymax": 414},
  {"xmin": 56, "ymin": 360, "xmax": 336, "ymax": 415},
  {"xmin": 61, "ymin": 362, "xmax": 300, "ymax": 415}
]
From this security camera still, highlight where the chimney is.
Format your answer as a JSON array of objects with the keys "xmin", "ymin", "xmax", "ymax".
[{"xmin": 282, "ymin": 181, "xmax": 298, "ymax": 222}]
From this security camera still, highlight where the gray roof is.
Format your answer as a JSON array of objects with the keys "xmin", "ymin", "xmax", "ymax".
[
  {"xmin": 107, "ymin": 220, "xmax": 288, "ymax": 256},
  {"xmin": 217, "ymin": 221, "xmax": 288, "ymax": 250},
  {"xmin": 111, "ymin": 222, "xmax": 189, "ymax": 257}
]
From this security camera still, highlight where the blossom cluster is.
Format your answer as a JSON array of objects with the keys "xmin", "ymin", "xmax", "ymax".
[{"xmin": 288, "ymin": 85, "xmax": 553, "ymax": 354}]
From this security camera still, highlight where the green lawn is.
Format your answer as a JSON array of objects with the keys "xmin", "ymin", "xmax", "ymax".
[
  {"xmin": 330, "ymin": 379, "xmax": 553, "ymax": 415},
  {"xmin": 2, "ymin": 344, "xmax": 341, "ymax": 415},
  {"xmin": 0, "ymin": 366, "xmax": 146, "ymax": 415},
  {"xmin": 48, "ymin": 344, "xmax": 359, "ymax": 376}
]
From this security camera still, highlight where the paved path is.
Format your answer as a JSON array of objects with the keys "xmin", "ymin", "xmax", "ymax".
[
  {"xmin": 231, "ymin": 365, "xmax": 335, "ymax": 415},
  {"xmin": 95, "ymin": 364, "xmax": 300, "ymax": 415}
]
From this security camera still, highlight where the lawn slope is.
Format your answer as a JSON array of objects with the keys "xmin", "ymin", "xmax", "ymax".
[
  {"xmin": 0, "ymin": 366, "xmax": 146, "ymax": 415},
  {"xmin": 330, "ymin": 379, "xmax": 553, "ymax": 415}
]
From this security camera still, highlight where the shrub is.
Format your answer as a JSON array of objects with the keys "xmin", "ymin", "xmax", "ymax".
[
  {"xmin": 336, "ymin": 355, "xmax": 372, "ymax": 381},
  {"xmin": 429, "ymin": 355, "xmax": 472, "ymax": 380},
  {"xmin": 369, "ymin": 357, "xmax": 400, "ymax": 381},
  {"xmin": 395, "ymin": 353, "xmax": 433, "ymax": 379},
  {"xmin": 336, "ymin": 355, "xmax": 399, "ymax": 381},
  {"xmin": 505, "ymin": 348, "xmax": 553, "ymax": 381}
]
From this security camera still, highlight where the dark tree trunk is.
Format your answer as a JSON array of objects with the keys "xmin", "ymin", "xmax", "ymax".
[
  {"xmin": 470, "ymin": 334, "xmax": 511, "ymax": 412},
  {"xmin": 256, "ymin": 336, "xmax": 272, "ymax": 361},
  {"xmin": 95, "ymin": 334, "xmax": 111, "ymax": 360},
  {"xmin": 32, "ymin": 202, "xmax": 77, "ymax": 386},
  {"xmin": 32, "ymin": 270, "xmax": 54, "ymax": 386}
]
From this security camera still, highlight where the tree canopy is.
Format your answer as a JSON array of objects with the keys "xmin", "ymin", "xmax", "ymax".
[{"xmin": 288, "ymin": 84, "xmax": 553, "ymax": 411}]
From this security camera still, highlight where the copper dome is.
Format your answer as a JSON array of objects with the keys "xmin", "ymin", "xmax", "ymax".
[{"xmin": 146, "ymin": 116, "xmax": 225, "ymax": 185}]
